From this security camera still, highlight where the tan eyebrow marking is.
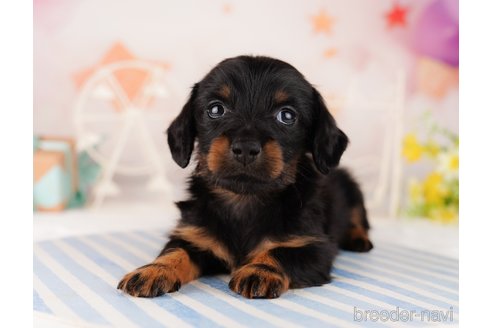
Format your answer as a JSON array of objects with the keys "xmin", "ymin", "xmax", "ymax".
[
  {"xmin": 274, "ymin": 90, "xmax": 289, "ymax": 103},
  {"xmin": 219, "ymin": 85, "xmax": 231, "ymax": 99}
]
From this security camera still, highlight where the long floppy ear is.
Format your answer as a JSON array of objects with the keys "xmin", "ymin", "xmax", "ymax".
[
  {"xmin": 167, "ymin": 84, "xmax": 198, "ymax": 168},
  {"xmin": 310, "ymin": 87, "xmax": 349, "ymax": 174}
]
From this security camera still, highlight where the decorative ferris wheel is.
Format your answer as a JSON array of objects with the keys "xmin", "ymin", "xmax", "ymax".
[{"xmin": 74, "ymin": 59, "xmax": 178, "ymax": 208}]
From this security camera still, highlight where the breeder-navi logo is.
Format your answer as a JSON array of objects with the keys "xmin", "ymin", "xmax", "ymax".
[{"xmin": 353, "ymin": 306, "xmax": 454, "ymax": 323}]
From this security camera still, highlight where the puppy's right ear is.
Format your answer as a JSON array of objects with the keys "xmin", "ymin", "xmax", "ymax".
[{"xmin": 167, "ymin": 84, "xmax": 198, "ymax": 168}]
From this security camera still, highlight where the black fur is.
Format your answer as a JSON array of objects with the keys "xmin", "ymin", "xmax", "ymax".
[{"xmin": 118, "ymin": 55, "xmax": 372, "ymax": 299}]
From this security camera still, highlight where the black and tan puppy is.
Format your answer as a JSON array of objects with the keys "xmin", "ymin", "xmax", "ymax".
[{"xmin": 118, "ymin": 55, "xmax": 373, "ymax": 299}]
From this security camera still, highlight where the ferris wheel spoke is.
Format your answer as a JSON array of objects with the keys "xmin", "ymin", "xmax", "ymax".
[
  {"xmin": 105, "ymin": 73, "xmax": 132, "ymax": 110},
  {"xmin": 92, "ymin": 117, "xmax": 136, "ymax": 208},
  {"xmin": 77, "ymin": 112, "xmax": 123, "ymax": 123},
  {"xmin": 133, "ymin": 71, "xmax": 155, "ymax": 109},
  {"xmin": 135, "ymin": 115, "xmax": 164, "ymax": 172},
  {"xmin": 135, "ymin": 68, "xmax": 167, "ymax": 109}
]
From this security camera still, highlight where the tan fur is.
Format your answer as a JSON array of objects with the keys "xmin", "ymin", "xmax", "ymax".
[
  {"xmin": 211, "ymin": 187, "xmax": 259, "ymax": 210},
  {"xmin": 229, "ymin": 253, "xmax": 289, "ymax": 298},
  {"xmin": 118, "ymin": 248, "xmax": 199, "ymax": 297},
  {"xmin": 263, "ymin": 140, "xmax": 284, "ymax": 178},
  {"xmin": 153, "ymin": 248, "xmax": 200, "ymax": 283},
  {"xmin": 348, "ymin": 206, "xmax": 370, "ymax": 241},
  {"xmin": 172, "ymin": 225, "xmax": 235, "ymax": 268},
  {"xmin": 219, "ymin": 85, "xmax": 231, "ymax": 99},
  {"xmin": 207, "ymin": 136, "xmax": 230, "ymax": 173},
  {"xmin": 274, "ymin": 90, "xmax": 289, "ymax": 103},
  {"xmin": 229, "ymin": 235, "xmax": 321, "ymax": 297},
  {"xmin": 247, "ymin": 235, "xmax": 322, "ymax": 260}
]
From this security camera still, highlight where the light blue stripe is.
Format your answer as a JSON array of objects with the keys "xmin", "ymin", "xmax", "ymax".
[
  {"xmin": 330, "ymin": 279, "xmax": 427, "ymax": 313},
  {"xmin": 281, "ymin": 291, "xmax": 386, "ymax": 328},
  {"xmin": 33, "ymin": 289, "xmax": 52, "ymax": 314},
  {"xmin": 64, "ymin": 237, "xmax": 221, "ymax": 328},
  {"xmin": 88, "ymin": 234, "xmax": 146, "ymax": 266},
  {"xmin": 111, "ymin": 232, "xmax": 161, "ymax": 258},
  {"xmin": 180, "ymin": 284, "xmax": 274, "ymax": 327},
  {"xmin": 38, "ymin": 241, "xmax": 166, "ymax": 328},
  {"xmin": 368, "ymin": 249, "xmax": 458, "ymax": 276},
  {"xmin": 340, "ymin": 252, "xmax": 458, "ymax": 290},
  {"xmin": 200, "ymin": 277, "xmax": 334, "ymax": 327},
  {"xmin": 33, "ymin": 257, "xmax": 108, "ymax": 324},
  {"xmin": 135, "ymin": 230, "xmax": 166, "ymax": 245},
  {"xmin": 334, "ymin": 257, "xmax": 459, "ymax": 301},
  {"xmin": 332, "ymin": 269, "xmax": 459, "ymax": 314},
  {"xmin": 375, "ymin": 243, "xmax": 458, "ymax": 267},
  {"xmin": 301, "ymin": 287, "xmax": 423, "ymax": 327}
]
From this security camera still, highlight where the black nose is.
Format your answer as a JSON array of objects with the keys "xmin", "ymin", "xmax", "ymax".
[{"xmin": 231, "ymin": 140, "xmax": 261, "ymax": 165}]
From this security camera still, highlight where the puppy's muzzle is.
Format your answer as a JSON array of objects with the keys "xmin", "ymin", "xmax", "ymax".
[{"xmin": 231, "ymin": 139, "xmax": 261, "ymax": 166}]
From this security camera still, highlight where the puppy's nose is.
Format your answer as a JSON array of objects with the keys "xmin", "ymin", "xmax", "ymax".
[{"xmin": 231, "ymin": 140, "xmax": 261, "ymax": 165}]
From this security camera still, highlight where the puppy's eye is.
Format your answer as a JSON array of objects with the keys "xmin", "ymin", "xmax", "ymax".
[
  {"xmin": 276, "ymin": 108, "xmax": 297, "ymax": 125},
  {"xmin": 207, "ymin": 103, "xmax": 226, "ymax": 119}
]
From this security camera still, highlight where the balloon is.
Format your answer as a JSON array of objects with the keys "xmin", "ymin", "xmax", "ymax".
[{"xmin": 411, "ymin": 0, "xmax": 459, "ymax": 67}]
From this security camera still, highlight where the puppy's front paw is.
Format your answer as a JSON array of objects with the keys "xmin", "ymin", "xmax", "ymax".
[
  {"xmin": 229, "ymin": 264, "xmax": 289, "ymax": 299},
  {"xmin": 117, "ymin": 263, "xmax": 182, "ymax": 297}
]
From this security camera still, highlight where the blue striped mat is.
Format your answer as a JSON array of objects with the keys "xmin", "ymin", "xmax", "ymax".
[{"xmin": 33, "ymin": 230, "xmax": 459, "ymax": 327}]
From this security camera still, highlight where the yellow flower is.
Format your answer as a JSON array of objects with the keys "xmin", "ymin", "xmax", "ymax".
[
  {"xmin": 402, "ymin": 133, "xmax": 424, "ymax": 162},
  {"xmin": 429, "ymin": 207, "xmax": 458, "ymax": 223},
  {"xmin": 423, "ymin": 172, "xmax": 447, "ymax": 205},
  {"xmin": 408, "ymin": 179, "xmax": 422, "ymax": 203},
  {"xmin": 437, "ymin": 148, "xmax": 459, "ymax": 179},
  {"xmin": 424, "ymin": 141, "xmax": 441, "ymax": 158}
]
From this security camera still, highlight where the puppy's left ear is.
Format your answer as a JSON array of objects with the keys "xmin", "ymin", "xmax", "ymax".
[
  {"xmin": 167, "ymin": 84, "xmax": 198, "ymax": 168},
  {"xmin": 310, "ymin": 88, "xmax": 349, "ymax": 174}
]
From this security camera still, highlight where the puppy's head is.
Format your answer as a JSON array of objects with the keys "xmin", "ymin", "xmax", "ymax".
[{"xmin": 167, "ymin": 56, "xmax": 348, "ymax": 194}]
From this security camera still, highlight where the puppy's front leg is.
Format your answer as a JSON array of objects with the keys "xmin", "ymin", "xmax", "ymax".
[
  {"xmin": 118, "ymin": 227, "xmax": 232, "ymax": 297},
  {"xmin": 229, "ymin": 237, "xmax": 336, "ymax": 299},
  {"xmin": 117, "ymin": 245, "xmax": 199, "ymax": 297}
]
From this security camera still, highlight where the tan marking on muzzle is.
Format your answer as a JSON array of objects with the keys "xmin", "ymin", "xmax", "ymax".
[
  {"xmin": 263, "ymin": 141, "xmax": 284, "ymax": 179},
  {"xmin": 207, "ymin": 136, "xmax": 230, "ymax": 173}
]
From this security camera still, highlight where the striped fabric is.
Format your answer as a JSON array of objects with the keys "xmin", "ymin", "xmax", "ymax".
[{"xmin": 33, "ymin": 231, "xmax": 458, "ymax": 327}]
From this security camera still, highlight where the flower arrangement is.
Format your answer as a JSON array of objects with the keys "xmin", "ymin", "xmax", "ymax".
[{"xmin": 402, "ymin": 114, "xmax": 459, "ymax": 223}]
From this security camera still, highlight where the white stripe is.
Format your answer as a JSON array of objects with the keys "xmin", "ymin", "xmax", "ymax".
[
  {"xmin": 271, "ymin": 297, "xmax": 359, "ymax": 328},
  {"xmin": 316, "ymin": 283, "xmax": 401, "ymax": 310},
  {"xmin": 289, "ymin": 289, "xmax": 395, "ymax": 328},
  {"xmin": 79, "ymin": 236, "xmax": 139, "ymax": 271},
  {"xmin": 35, "ymin": 247, "xmax": 139, "ymax": 328},
  {"xmin": 375, "ymin": 243, "xmax": 458, "ymax": 269},
  {"xmin": 126, "ymin": 231, "xmax": 163, "ymax": 250},
  {"xmin": 33, "ymin": 274, "xmax": 82, "ymax": 323},
  {"xmin": 216, "ymin": 276, "xmax": 358, "ymax": 328},
  {"xmin": 104, "ymin": 234, "xmax": 154, "ymax": 261},
  {"xmin": 89, "ymin": 236, "xmax": 245, "ymax": 328},
  {"xmin": 170, "ymin": 292, "xmax": 245, "ymax": 328},
  {"xmin": 334, "ymin": 262, "xmax": 458, "ymax": 307},
  {"xmin": 53, "ymin": 239, "xmax": 192, "ymax": 328},
  {"xmin": 371, "ymin": 247, "xmax": 458, "ymax": 275},
  {"xmin": 354, "ymin": 254, "xmax": 458, "ymax": 284},
  {"xmin": 338, "ymin": 255, "xmax": 457, "ymax": 295},
  {"xmin": 33, "ymin": 311, "xmax": 109, "ymax": 328},
  {"xmin": 329, "ymin": 273, "xmax": 452, "ymax": 313},
  {"xmin": 191, "ymin": 280, "xmax": 302, "ymax": 328}
]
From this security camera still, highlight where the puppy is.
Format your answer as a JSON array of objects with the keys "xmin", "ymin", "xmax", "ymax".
[{"xmin": 118, "ymin": 55, "xmax": 373, "ymax": 299}]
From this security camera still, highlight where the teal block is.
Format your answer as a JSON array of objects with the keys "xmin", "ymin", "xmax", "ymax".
[{"xmin": 33, "ymin": 165, "xmax": 70, "ymax": 209}]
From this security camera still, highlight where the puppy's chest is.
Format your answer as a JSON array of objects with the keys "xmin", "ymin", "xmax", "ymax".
[{"xmin": 214, "ymin": 207, "xmax": 293, "ymax": 262}]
